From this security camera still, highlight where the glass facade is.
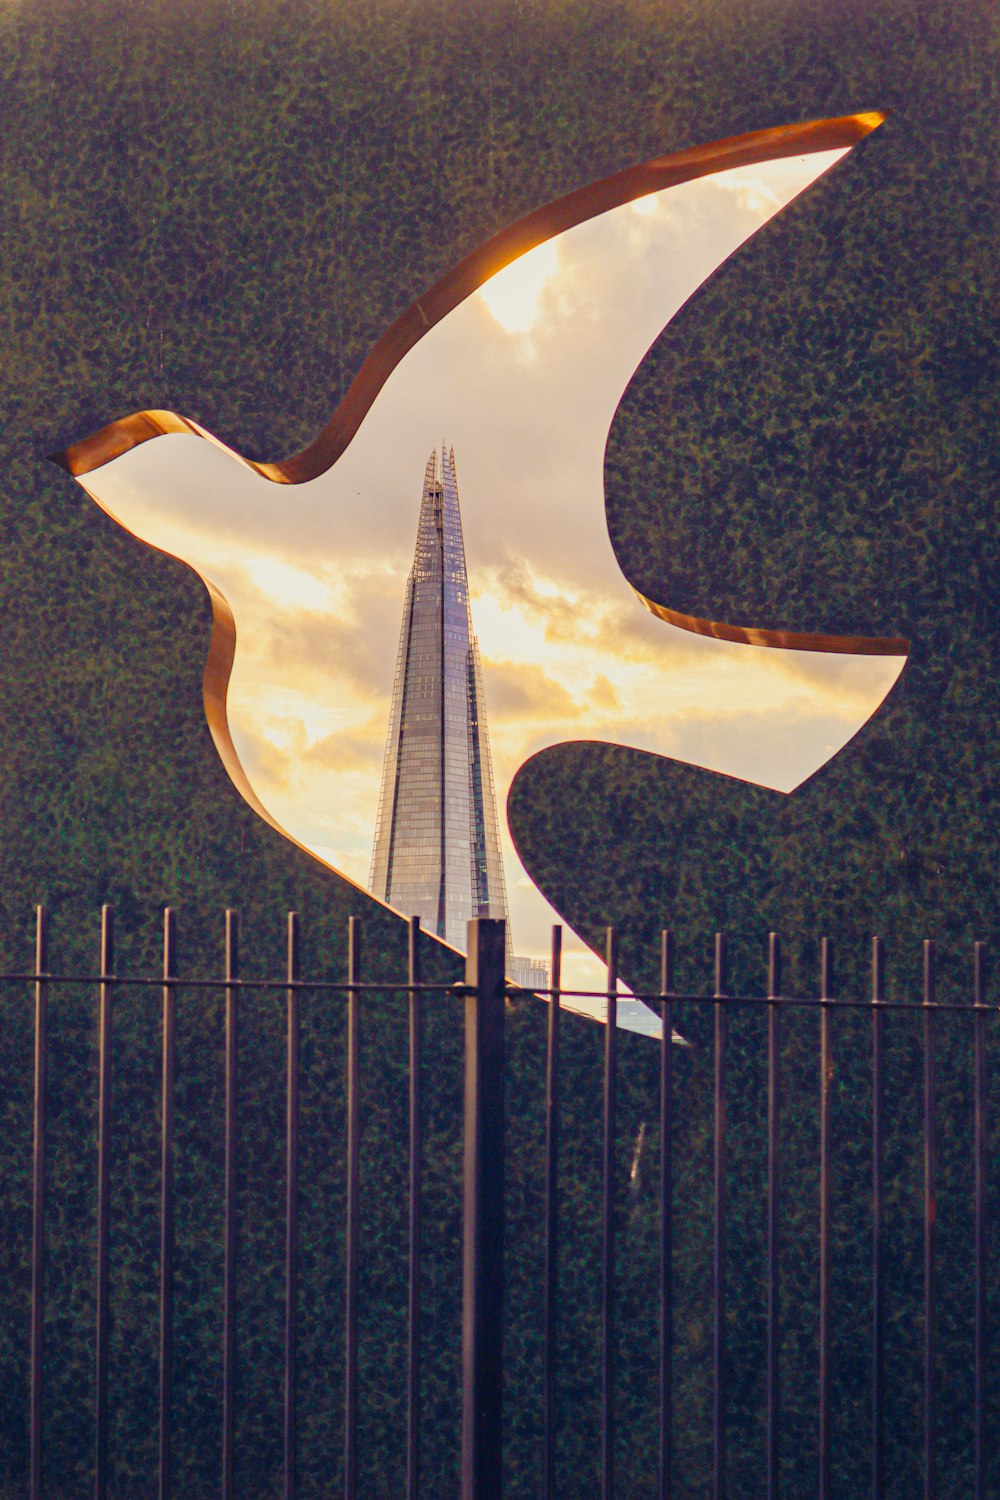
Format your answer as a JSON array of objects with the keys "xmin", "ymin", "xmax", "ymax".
[
  {"xmin": 370, "ymin": 447, "xmax": 511, "ymax": 953},
  {"xmin": 508, "ymin": 955, "xmax": 551, "ymax": 991}
]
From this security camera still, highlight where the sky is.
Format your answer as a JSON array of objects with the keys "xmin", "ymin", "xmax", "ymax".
[{"xmin": 78, "ymin": 148, "xmax": 905, "ymax": 997}]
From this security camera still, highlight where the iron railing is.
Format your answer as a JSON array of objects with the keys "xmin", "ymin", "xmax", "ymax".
[{"xmin": 2, "ymin": 907, "xmax": 993, "ymax": 1499}]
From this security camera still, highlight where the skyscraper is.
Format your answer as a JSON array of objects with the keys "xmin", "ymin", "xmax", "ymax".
[{"xmin": 370, "ymin": 446, "xmax": 512, "ymax": 954}]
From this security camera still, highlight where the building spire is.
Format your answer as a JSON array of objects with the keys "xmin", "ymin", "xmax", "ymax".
[{"xmin": 370, "ymin": 445, "xmax": 510, "ymax": 953}]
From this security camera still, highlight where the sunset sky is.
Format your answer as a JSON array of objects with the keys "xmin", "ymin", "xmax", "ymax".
[{"xmin": 79, "ymin": 148, "xmax": 905, "ymax": 992}]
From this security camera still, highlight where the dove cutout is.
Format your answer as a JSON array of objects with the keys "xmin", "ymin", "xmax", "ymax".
[{"xmin": 54, "ymin": 114, "xmax": 907, "ymax": 1003}]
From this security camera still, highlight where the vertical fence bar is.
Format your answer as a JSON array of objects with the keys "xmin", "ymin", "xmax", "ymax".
[
  {"xmin": 345, "ymin": 917, "xmax": 362, "ymax": 1500},
  {"xmin": 462, "ymin": 917, "xmax": 506, "ymax": 1500},
  {"xmin": 818, "ymin": 938, "xmax": 832, "ymax": 1500},
  {"xmin": 284, "ymin": 912, "xmax": 301, "ymax": 1500},
  {"xmin": 30, "ymin": 905, "xmax": 48, "ymax": 1500},
  {"xmin": 543, "ymin": 925, "xmax": 562, "ymax": 1500},
  {"xmin": 766, "ymin": 933, "xmax": 782, "ymax": 1500},
  {"xmin": 871, "ymin": 937, "xmax": 886, "ymax": 1500},
  {"xmin": 659, "ymin": 931, "xmax": 674, "ymax": 1500},
  {"xmin": 923, "ymin": 941, "xmax": 937, "ymax": 1500},
  {"xmin": 95, "ymin": 905, "xmax": 114, "ymax": 1500},
  {"xmin": 222, "ymin": 910, "xmax": 239, "ymax": 1500},
  {"xmin": 159, "ymin": 909, "xmax": 178, "ymax": 1500},
  {"xmin": 602, "ymin": 927, "xmax": 619, "ymax": 1500},
  {"xmin": 407, "ymin": 916, "xmax": 423, "ymax": 1500},
  {"xmin": 713, "ymin": 933, "xmax": 727, "ymax": 1500},
  {"xmin": 973, "ymin": 942, "xmax": 986, "ymax": 1500}
]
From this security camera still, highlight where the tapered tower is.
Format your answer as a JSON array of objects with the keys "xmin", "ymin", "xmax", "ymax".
[{"xmin": 370, "ymin": 446, "xmax": 510, "ymax": 951}]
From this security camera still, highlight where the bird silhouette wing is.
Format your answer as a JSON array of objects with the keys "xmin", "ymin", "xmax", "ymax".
[
  {"xmin": 57, "ymin": 115, "xmax": 890, "ymax": 648},
  {"xmin": 49, "ymin": 114, "xmax": 906, "ymax": 952}
]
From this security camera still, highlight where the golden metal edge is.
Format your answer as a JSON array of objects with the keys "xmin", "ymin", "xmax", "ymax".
[
  {"xmin": 54, "ymin": 113, "xmax": 902, "ymax": 942},
  {"xmin": 53, "ymin": 114, "xmax": 899, "ymax": 660},
  {"xmin": 636, "ymin": 591, "xmax": 909, "ymax": 657},
  {"xmin": 52, "ymin": 112, "xmax": 886, "ymax": 487}
]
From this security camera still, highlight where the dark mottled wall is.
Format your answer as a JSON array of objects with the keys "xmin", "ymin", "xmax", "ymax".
[{"xmin": 0, "ymin": 0, "xmax": 995, "ymax": 1495}]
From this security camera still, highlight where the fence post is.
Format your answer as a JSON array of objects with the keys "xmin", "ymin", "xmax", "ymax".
[
  {"xmin": 222, "ymin": 910, "xmax": 239, "ymax": 1500},
  {"xmin": 160, "ymin": 909, "xmax": 178, "ymax": 1500},
  {"xmin": 344, "ymin": 917, "xmax": 362, "ymax": 1500},
  {"xmin": 766, "ymin": 933, "xmax": 781, "ymax": 1500},
  {"xmin": 30, "ymin": 905, "xmax": 48, "ymax": 1500},
  {"xmin": 818, "ymin": 938, "xmax": 833, "ymax": 1500},
  {"xmin": 713, "ymin": 933, "xmax": 727, "ymax": 1500},
  {"xmin": 923, "ymin": 940, "xmax": 937, "ymax": 1500},
  {"xmin": 95, "ymin": 904, "xmax": 114, "ymax": 1500},
  {"xmin": 872, "ymin": 937, "xmax": 886, "ymax": 1500},
  {"xmin": 659, "ymin": 931, "xmax": 674, "ymax": 1500},
  {"xmin": 462, "ymin": 918, "xmax": 506, "ymax": 1500},
  {"xmin": 284, "ymin": 911, "xmax": 301, "ymax": 1500},
  {"xmin": 543, "ymin": 925, "xmax": 562, "ymax": 1500},
  {"xmin": 407, "ymin": 916, "xmax": 423, "ymax": 1500},
  {"xmin": 973, "ymin": 942, "xmax": 987, "ymax": 1500},
  {"xmin": 602, "ymin": 926, "xmax": 619, "ymax": 1500}
]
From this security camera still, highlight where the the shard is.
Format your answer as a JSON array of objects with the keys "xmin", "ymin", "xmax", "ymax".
[{"xmin": 370, "ymin": 446, "xmax": 512, "ymax": 953}]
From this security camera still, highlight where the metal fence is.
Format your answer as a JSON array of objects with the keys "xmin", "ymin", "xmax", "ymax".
[{"xmin": 3, "ymin": 907, "xmax": 993, "ymax": 1499}]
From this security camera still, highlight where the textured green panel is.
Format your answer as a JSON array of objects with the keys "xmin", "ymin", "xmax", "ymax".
[{"xmin": 0, "ymin": 1, "xmax": 994, "ymax": 1495}]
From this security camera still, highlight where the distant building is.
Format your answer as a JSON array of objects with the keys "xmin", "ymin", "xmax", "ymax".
[
  {"xmin": 508, "ymin": 954, "xmax": 551, "ymax": 992},
  {"xmin": 370, "ymin": 446, "xmax": 516, "ymax": 958}
]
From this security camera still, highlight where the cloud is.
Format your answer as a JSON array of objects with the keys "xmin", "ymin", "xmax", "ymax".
[
  {"xmin": 259, "ymin": 571, "xmax": 407, "ymax": 701},
  {"xmin": 232, "ymin": 723, "xmax": 295, "ymax": 793},
  {"xmin": 480, "ymin": 659, "xmax": 583, "ymax": 720},
  {"xmin": 478, "ymin": 555, "xmax": 707, "ymax": 666},
  {"xmin": 592, "ymin": 674, "xmax": 620, "ymax": 709},
  {"xmin": 300, "ymin": 722, "xmax": 385, "ymax": 775}
]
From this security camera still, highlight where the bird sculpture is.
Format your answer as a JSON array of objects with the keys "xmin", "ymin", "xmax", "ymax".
[{"xmin": 53, "ymin": 112, "xmax": 921, "ymax": 1008}]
